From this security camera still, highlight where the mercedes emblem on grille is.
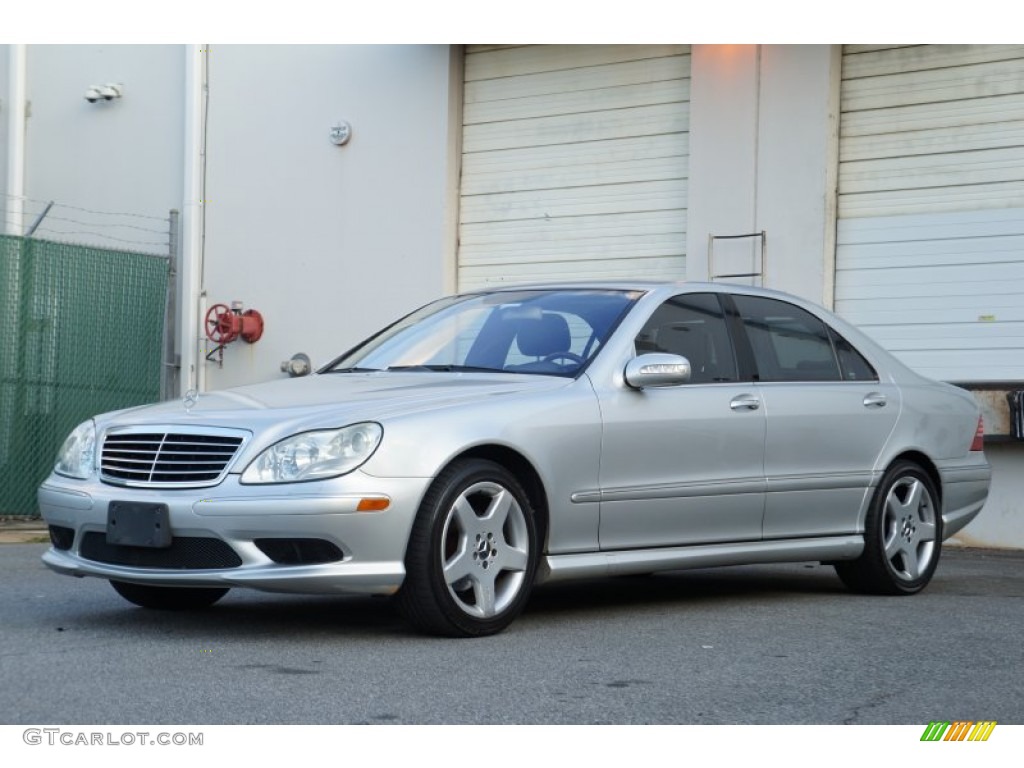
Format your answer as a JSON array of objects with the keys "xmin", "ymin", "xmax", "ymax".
[{"xmin": 183, "ymin": 389, "xmax": 199, "ymax": 413}]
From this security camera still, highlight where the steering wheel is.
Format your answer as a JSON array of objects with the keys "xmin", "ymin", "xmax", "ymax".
[{"xmin": 542, "ymin": 351, "xmax": 585, "ymax": 365}]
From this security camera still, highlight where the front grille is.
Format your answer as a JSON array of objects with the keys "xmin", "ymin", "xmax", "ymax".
[
  {"xmin": 49, "ymin": 525, "xmax": 75, "ymax": 550},
  {"xmin": 80, "ymin": 532, "xmax": 242, "ymax": 569},
  {"xmin": 101, "ymin": 428, "xmax": 246, "ymax": 487}
]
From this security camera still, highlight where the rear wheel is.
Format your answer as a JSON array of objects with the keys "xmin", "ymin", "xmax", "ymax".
[
  {"xmin": 110, "ymin": 580, "xmax": 230, "ymax": 610},
  {"xmin": 396, "ymin": 459, "xmax": 539, "ymax": 637},
  {"xmin": 835, "ymin": 460, "xmax": 942, "ymax": 595}
]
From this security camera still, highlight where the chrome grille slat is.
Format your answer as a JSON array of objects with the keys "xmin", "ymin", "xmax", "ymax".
[
  {"xmin": 101, "ymin": 427, "xmax": 248, "ymax": 488},
  {"xmin": 156, "ymin": 441, "xmax": 238, "ymax": 446},
  {"xmin": 156, "ymin": 455, "xmax": 235, "ymax": 460},
  {"xmin": 140, "ymin": 468, "xmax": 226, "ymax": 475}
]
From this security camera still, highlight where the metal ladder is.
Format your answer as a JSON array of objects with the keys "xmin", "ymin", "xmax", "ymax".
[{"xmin": 707, "ymin": 230, "xmax": 765, "ymax": 284}]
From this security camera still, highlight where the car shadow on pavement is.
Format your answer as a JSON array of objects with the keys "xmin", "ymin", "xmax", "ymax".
[
  {"xmin": 524, "ymin": 563, "xmax": 847, "ymax": 619},
  {"xmin": 61, "ymin": 592, "xmax": 409, "ymax": 640},
  {"xmin": 59, "ymin": 562, "xmax": 847, "ymax": 640}
]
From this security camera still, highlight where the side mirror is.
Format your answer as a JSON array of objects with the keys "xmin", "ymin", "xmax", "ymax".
[{"xmin": 624, "ymin": 353, "xmax": 691, "ymax": 389}]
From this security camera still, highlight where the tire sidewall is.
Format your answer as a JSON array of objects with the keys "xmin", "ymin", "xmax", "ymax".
[
  {"xmin": 870, "ymin": 461, "xmax": 943, "ymax": 594},
  {"xmin": 421, "ymin": 460, "xmax": 539, "ymax": 636}
]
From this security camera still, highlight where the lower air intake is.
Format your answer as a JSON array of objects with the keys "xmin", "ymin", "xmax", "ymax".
[
  {"xmin": 254, "ymin": 538, "xmax": 344, "ymax": 565},
  {"xmin": 49, "ymin": 525, "xmax": 75, "ymax": 550},
  {"xmin": 80, "ymin": 533, "xmax": 242, "ymax": 569}
]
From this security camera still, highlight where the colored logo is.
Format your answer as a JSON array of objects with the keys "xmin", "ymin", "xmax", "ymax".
[{"xmin": 920, "ymin": 721, "xmax": 997, "ymax": 742}]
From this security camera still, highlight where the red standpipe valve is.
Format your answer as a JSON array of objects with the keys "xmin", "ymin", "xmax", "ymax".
[{"xmin": 205, "ymin": 303, "xmax": 264, "ymax": 345}]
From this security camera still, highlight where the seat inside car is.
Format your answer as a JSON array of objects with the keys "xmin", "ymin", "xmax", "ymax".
[{"xmin": 507, "ymin": 313, "xmax": 574, "ymax": 371}]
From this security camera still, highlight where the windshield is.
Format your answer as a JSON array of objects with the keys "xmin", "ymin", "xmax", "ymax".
[{"xmin": 324, "ymin": 289, "xmax": 641, "ymax": 377}]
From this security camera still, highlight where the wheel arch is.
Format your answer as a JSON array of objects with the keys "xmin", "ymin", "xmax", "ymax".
[
  {"xmin": 447, "ymin": 445, "xmax": 550, "ymax": 553},
  {"xmin": 886, "ymin": 450, "xmax": 943, "ymax": 506}
]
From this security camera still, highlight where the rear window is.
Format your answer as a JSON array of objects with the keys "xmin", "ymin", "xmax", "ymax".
[{"xmin": 732, "ymin": 295, "xmax": 841, "ymax": 382}]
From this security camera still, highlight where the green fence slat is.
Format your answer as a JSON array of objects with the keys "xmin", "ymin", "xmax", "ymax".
[{"xmin": 0, "ymin": 235, "xmax": 169, "ymax": 516}]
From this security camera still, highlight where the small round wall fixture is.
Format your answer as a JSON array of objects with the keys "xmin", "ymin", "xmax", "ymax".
[
  {"xmin": 281, "ymin": 353, "xmax": 312, "ymax": 378},
  {"xmin": 329, "ymin": 121, "xmax": 352, "ymax": 146}
]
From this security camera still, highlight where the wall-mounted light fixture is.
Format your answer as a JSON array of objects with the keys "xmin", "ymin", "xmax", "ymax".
[{"xmin": 84, "ymin": 83, "xmax": 124, "ymax": 104}]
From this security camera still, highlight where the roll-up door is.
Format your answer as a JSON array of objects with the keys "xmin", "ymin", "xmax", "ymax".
[
  {"xmin": 835, "ymin": 44, "xmax": 1024, "ymax": 382},
  {"xmin": 458, "ymin": 45, "xmax": 691, "ymax": 291}
]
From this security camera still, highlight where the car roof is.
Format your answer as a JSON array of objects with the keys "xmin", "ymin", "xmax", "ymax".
[{"xmin": 461, "ymin": 280, "xmax": 818, "ymax": 304}]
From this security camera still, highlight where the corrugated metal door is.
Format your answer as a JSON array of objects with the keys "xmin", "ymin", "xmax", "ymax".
[
  {"xmin": 458, "ymin": 45, "xmax": 691, "ymax": 290},
  {"xmin": 835, "ymin": 45, "xmax": 1024, "ymax": 382}
]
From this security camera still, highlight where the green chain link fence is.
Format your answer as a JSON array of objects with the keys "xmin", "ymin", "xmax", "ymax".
[{"xmin": 0, "ymin": 235, "xmax": 169, "ymax": 516}]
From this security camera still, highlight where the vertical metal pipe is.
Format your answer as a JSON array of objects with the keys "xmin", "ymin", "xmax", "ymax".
[
  {"xmin": 162, "ymin": 209, "xmax": 181, "ymax": 400},
  {"xmin": 181, "ymin": 44, "xmax": 208, "ymax": 394}
]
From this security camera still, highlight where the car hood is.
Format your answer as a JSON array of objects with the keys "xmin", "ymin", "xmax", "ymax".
[{"xmin": 99, "ymin": 372, "xmax": 572, "ymax": 434}]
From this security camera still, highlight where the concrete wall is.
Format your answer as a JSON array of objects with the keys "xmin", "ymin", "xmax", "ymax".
[
  {"xmin": 686, "ymin": 45, "xmax": 839, "ymax": 306},
  {"xmin": 199, "ymin": 45, "xmax": 457, "ymax": 390}
]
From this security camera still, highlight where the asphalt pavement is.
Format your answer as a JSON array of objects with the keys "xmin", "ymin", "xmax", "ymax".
[{"xmin": 1, "ymin": 538, "xmax": 1022, "ymax": 724}]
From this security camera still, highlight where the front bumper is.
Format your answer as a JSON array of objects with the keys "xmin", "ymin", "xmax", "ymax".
[{"xmin": 38, "ymin": 471, "xmax": 431, "ymax": 596}]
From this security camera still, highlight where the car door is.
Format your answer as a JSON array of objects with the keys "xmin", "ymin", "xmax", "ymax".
[
  {"xmin": 728, "ymin": 293, "xmax": 900, "ymax": 539},
  {"xmin": 595, "ymin": 292, "xmax": 767, "ymax": 550}
]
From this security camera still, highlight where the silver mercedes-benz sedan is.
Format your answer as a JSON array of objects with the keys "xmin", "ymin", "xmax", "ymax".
[{"xmin": 39, "ymin": 282, "xmax": 991, "ymax": 636}]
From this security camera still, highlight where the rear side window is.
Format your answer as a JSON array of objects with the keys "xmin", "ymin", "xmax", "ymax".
[
  {"xmin": 830, "ymin": 328, "xmax": 878, "ymax": 381},
  {"xmin": 732, "ymin": 295, "xmax": 840, "ymax": 382},
  {"xmin": 634, "ymin": 293, "xmax": 738, "ymax": 383}
]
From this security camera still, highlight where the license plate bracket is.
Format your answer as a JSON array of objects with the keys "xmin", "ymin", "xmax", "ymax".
[{"xmin": 106, "ymin": 502, "xmax": 172, "ymax": 548}]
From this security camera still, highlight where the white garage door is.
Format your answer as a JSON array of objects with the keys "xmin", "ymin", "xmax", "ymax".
[
  {"xmin": 458, "ymin": 44, "xmax": 691, "ymax": 291},
  {"xmin": 835, "ymin": 44, "xmax": 1024, "ymax": 382}
]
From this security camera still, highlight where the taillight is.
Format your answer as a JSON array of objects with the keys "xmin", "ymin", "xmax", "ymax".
[{"xmin": 970, "ymin": 416, "xmax": 984, "ymax": 451}]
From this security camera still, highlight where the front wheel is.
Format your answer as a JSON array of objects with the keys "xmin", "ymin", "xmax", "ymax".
[
  {"xmin": 110, "ymin": 580, "xmax": 230, "ymax": 610},
  {"xmin": 396, "ymin": 459, "xmax": 539, "ymax": 637},
  {"xmin": 835, "ymin": 460, "xmax": 942, "ymax": 595}
]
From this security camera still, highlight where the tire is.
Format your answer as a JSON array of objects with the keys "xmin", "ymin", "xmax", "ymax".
[
  {"xmin": 110, "ymin": 580, "xmax": 230, "ymax": 610},
  {"xmin": 395, "ymin": 459, "xmax": 539, "ymax": 637},
  {"xmin": 835, "ymin": 460, "xmax": 942, "ymax": 595}
]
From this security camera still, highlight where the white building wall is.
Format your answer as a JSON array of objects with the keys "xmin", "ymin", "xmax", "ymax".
[
  {"xmin": 686, "ymin": 45, "xmax": 759, "ymax": 282},
  {"xmin": 199, "ymin": 45, "xmax": 456, "ymax": 390},
  {"xmin": 686, "ymin": 45, "xmax": 838, "ymax": 305},
  {"xmin": 756, "ymin": 45, "xmax": 840, "ymax": 305},
  {"xmin": 951, "ymin": 444, "xmax": 1024, "ymax": 550},
  {"xmin": 1, "ymin": 46, "xmax": 9, "ymax": 209},
  {"xmin": 19, "ymin": 45, "xmax": 184, "ymax": 247}
]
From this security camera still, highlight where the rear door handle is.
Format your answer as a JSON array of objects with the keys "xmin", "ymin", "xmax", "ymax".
[
  {"xmin": 730, "ymin": 394, "xmax": 761, "ymax": 411},
  {"xmin": 863, "ymin": 392, "xmax": 887, "ymax": 408}
]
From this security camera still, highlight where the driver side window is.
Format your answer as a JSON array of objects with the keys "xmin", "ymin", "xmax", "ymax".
[{"xmin": 635, "ymin": 293, "xmax": 738, "ymax": 383}]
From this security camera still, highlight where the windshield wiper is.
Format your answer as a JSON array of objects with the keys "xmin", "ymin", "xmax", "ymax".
[
  {"xmin": 386, "ymin": 364, "xmax": 504, "ymax": 373},
  {"xmin": 323, "ymin": 366, "xmax": 382, "ymax": 374}
]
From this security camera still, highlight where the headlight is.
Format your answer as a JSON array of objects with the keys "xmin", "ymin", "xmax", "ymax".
[
  {"xmin": 54, "ymin": 420, "xmax": 97, "ymax": 479},
  {"xmin": 240, "ymin": 422, "xmax": 383, "ymax": 484}
]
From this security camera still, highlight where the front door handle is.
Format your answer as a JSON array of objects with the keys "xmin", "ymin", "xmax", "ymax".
[
  {"xmin": 730, "ymin": 394, "xmax": 761, "ymax": 411},
  {"xmin": 863, "ymin": 392, "xmax": 887, "ymax": 408}
]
